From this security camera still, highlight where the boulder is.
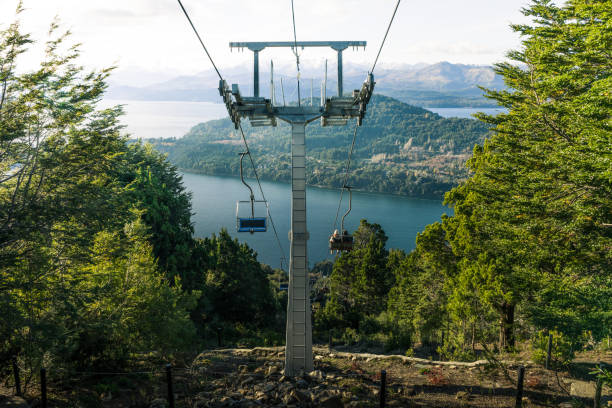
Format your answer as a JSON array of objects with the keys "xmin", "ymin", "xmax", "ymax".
[{"xmin": 570, "ymin": 380, "xmax": 595, "ymax": 398}]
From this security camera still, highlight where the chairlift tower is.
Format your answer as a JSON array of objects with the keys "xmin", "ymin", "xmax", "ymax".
[{"xmin": 221, "ymin": 40, "xmax": 375, "ymax": 376}]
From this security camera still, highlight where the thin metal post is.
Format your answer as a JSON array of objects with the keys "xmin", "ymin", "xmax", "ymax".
[
  {"xmin": 324, "ymin": 59, "xmax": 328, "ymax": 102},
  {"xmin": 12, "ymin": 358, "xmax": 21, "ymax": 396},
  {"xmin": 280, "ymin": 77, "xmax": 286, "ymax": 106},
  {"xmin": 515, "ymin": 366, "xmax": 525, "ymax": 408},
  {"xmin": 41, "ymin": 367, "xmax": 47, "ymax": 408},
  {"xmin": 546, "ymin": 333, "xmax": 553, "ymax": 370},
  {"xmin": 337, "ymin": 50, "xmax": 343, "ymax": 96},
  {"xmin": 253, "ymin": 50, "xmax": 259, "ymax": 97},
  {"xmin": 270, "ymin": 60, "xmax": 275, "ymax": 104},
  {"xmin": 380, "ymin": 369, "xmax": 386, "ymax": 408},
  {"xmin": 166, "ymin": 364, "xmax": 175, "ymax": 408},
  {"xmin": 310, "ymin": 78, "xmax": 313, "ymax": 106}
]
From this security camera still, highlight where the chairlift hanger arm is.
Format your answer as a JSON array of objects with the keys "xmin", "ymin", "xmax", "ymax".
[
  {"xmin": 340, "ymin": 185, "xmax": 352, "ymax": 233},
  {"xmin": 229, "ymin": 41, "xmax": 366, "ymax": 52},
  {"xmin": 239, "ymin": 152, "xmax": 255, "ymax": 202}
]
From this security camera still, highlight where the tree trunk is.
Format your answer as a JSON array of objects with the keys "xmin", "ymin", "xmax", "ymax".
[{"xmin": 498, "ymin": 302, "xmax": 515, "ymax": 351}]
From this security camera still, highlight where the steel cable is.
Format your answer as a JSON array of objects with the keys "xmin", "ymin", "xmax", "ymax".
[
  {"xmin": 332, "ymin": 0, "xmax": 402, "ymax": 233},
  {"xmin": 176, "ymin": 0, "xmax": 288, "ymax": 269}
]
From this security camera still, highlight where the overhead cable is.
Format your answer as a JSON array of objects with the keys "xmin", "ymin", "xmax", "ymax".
[
  {"xmin": 333, "ymin": 121, "xmax": 359, "ymax": 231},
  {"xmin": 333, "ymin": 0, "xmax": 402, "ymax": 232},
  {"xmin": 176, "ymin": 0, "xmax": 288, "ymax": 269},
  {"xmin": 370, "ymin": 0, "xmax": 401, "ymax": 74},
  {"xmin": 176, "ymin": 0, "xmax": 223, "ymax": 80},
  {"xmin": 237, "ymin": 123, "xmax": 289, "ymax": 268}
]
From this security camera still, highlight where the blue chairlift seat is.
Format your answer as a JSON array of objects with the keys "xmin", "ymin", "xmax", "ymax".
[
  {"xmin": 236, "ymin": 199, "xmax": 268, "ymax": 233},
  {"xmin": 238, "ymin": 217, "xmax": 267, "ymax": 232}
]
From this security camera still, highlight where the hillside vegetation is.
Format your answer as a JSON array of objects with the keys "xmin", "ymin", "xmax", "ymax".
[{"xmin": 149, "ymin": 95, "xmax": 491, "ymax": 198}]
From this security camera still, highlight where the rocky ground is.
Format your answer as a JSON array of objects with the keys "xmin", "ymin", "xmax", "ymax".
[
  {"xmin": 1, "ymin": 346, "xmax": 610, "ymax": 407},
  {"xmin": 174, "ymin": 347, "xmax": 610, "ymax": 408}
]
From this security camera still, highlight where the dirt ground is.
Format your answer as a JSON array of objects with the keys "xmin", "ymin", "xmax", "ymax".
[{"xmin": 2, "ymin": 346, "xmax": 610, "ymax": 408}]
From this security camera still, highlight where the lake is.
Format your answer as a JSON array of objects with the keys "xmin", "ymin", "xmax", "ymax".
[
  {"xmin": 99, "ymin": 100, "xmax": 228, "ymax": 139},
  {"xmin": 428, "ymin": 107, "xmax": 506, "ymax": 119},
  {"xmin": 100, "ymin": 99, "xmax": 501, "ymax": 139},
  {"xmin": 182, "ymin": 172, "xmax": 449, "ymax": 269}
]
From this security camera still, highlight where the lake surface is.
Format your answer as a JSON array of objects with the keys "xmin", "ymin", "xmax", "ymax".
[
  {"xmin": 428, "ymin": 107, "xmax": 506, "ymax": 118},
  {"xmin": 100, "ymin": 99, "xmax": 501, "ymax": 139},
  {"xmin": 100, "ymin": 100, "xmax": 228, "ymax": 139},
  {"xmin": 182, "ymin": 172, "xmax": 449, "ymax": 269}
]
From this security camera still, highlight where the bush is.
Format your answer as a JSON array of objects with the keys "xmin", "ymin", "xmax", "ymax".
[{"xmin": 531, "ymin": 330, "xmax": 575, "ymax": 369}]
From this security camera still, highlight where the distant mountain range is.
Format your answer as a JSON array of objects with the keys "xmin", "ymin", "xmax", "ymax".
[{"xmin": 108, "ymin": 62, "xmax": 504, "ymax": 108}]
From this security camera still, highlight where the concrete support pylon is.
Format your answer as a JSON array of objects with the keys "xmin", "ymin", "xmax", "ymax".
[{"xmin": 284, "ymin": 122, "xmax": 313, "ymax": 376}]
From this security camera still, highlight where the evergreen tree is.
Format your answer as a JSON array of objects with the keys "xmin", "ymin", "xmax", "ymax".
[{"xmin": 443, "ymin": 0, "xmax": 611, "ymax": 349}]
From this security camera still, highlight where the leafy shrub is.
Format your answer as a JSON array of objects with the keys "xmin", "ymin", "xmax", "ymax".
[{"xmin": 531, "ymin": 330, "xmax": 575, "ymax": 369}]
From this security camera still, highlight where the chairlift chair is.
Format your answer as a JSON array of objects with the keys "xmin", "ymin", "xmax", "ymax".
[
  {"xmin": 236, "ymin": 152, "xmax": 268, "ymax": 233},
  {"xmin": 329, "ymin": 185, "xmax": 354, "ymax": 253}
]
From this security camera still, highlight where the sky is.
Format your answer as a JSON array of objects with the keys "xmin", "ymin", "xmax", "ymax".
[{"xmin": 1, "ymin": 0, "xmax": 534, "ymax": 86}]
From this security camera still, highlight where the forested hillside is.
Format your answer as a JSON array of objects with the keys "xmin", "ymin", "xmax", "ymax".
[{"xmin": 149, "ymin": 95, "xmax": 491, "ymax": 198}]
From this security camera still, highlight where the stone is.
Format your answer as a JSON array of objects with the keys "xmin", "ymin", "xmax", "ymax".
[
  {"xmin": 290, "ymin": 389, "xmax": 310, "ymax": 403},
  {"xmin": 219, "ymin": 396, "xmax": 235, "ymax": 406},
  {"xmin": 315, "ymin": 355, "xmax": 324, "ymax": 361},
  {"xmin": 309, "ymin": 370, "xmax": 325, "ymax": 381},
  {"xmin": 148, "ymin": 398, "xmax": 168, "ymax": 408},
  {"xmin": 266, "ymin": 365, "xmax": 279, "ymax": 377},
  {"xmin": 0, "ymin": 397, "xmax": 29, "ymax": 408},
  {"xmin": 320, "ymin": 395, "xmax": 344, "ymax": 408},
  {"xmin": 296, "ymin": 379, "xmax": 309, "ymax": 389},
  {"xmin": 241, "ymin": 376, "xmax": 255, "ymax": 386},
  {"xmin": 557, "ymin": 403, "xmax": 573, "ymax": 408},
  {"xmin": 238, "ymin": 364, "xmax": 249, "ymax": 373},
  {"xmin": 570, "ymin": 380, "xmax": 596, "ymax": 398},
  {"xmin": 263, "ymin": 382, "xmax": 276, "ymax": 393},
  {"xmin": 455, "ymin": 391, "xmax": 469, "ymax": 400}
]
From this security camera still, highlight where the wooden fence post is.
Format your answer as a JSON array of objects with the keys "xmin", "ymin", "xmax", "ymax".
[
  {"xmin": 12, "ymin": 357, "xmax": 21, "ymax": 396},
  {"xmin": 515, "ymin": 366, "xmax": 525, "ymax": 408},
  {"xmin": 41, "ymin": 367, "xmax": 47, "ymax": 408},
  {"xmin": 166, "ymin": 364, "xmax": 175, "ymax": 408},
  {"xmin": 380, "ymin": 369, "xmax": 387, "ymax": 408}
]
